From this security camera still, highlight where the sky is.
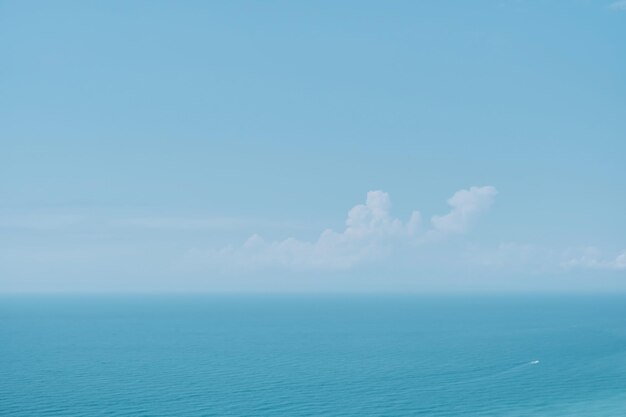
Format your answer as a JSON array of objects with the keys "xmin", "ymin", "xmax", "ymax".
[{"xmin": 1, "ymin": 0, "xmax": 625, "ymax": 293}]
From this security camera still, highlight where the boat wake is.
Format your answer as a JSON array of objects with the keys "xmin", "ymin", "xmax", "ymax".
[{"xmin": 452, "ymin": 360, "xmax": 540, "ymax": 386}]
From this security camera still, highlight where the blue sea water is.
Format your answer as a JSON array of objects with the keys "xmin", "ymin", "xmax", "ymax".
[{"xmin": 1, "ymin": 295, "xmax": 626, "ymax": 416}]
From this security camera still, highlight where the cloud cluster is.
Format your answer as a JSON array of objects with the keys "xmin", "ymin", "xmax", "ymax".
[{"xmin": 195, "ymin": 186, "xmax": 497, "ymax": 270}]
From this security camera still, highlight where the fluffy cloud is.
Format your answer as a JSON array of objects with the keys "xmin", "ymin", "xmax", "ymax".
[
  {"xmin": 430, "ymin": 186, "xmax": 497, "ymax": 235},
  {"xmin": 562, "ymin": 247, "xmax": 626, "ymax": 270},
  {"xmin": 193, "ymin": 186, "xmax": 496, "ymax": 270}
]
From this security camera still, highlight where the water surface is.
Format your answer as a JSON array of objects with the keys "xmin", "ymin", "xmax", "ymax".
[{"xmin": 1, "ymin": 295, "xmax": 625, "ymax": 416}]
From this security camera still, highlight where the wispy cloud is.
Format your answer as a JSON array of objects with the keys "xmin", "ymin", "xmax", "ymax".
[
  {"xmin": 110, "ymin": 216, "xmax": 302, "ymax": 231},
  {"xmin": 190, "ymin": 186, "xmax": 497, "ymax": 271},
  {"xmin": 0, "ymin": 213, "xmax": 87, "ymax": 231},
  {"xmin": 464, "ymin": 243, "xmax": 626, "ymax": 272},
  {"xmin": 0, "ymin": 211, "xmax": 305, "ymax": 234},
  {"xmin": 463, "ymin": 242, "xmax": 556, "ymax": 272},
  {"xmin": 608, "ymin": 0, "xmax": 626, "ymax": 11},
  {"xmin": 562, "ymin": 247, "xmax": 626, "ymax": 270}
]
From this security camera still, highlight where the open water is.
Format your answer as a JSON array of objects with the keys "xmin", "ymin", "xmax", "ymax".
[{"xmin": 1, "ymin": 295, "xmax": 626, "ymax": 416}]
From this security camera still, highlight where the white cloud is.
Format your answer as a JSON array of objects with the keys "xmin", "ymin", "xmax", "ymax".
[
  {"xmin": 430, "ymin": 186, "xmax": 497, "ymax": 235},
  {"xmin": 609, "ymin": 1, "xmax": 626, "ymax": 11},
  {"xmin": 562, "ymin": 247, "xmax": 626, "ymax": 270},
  {"xmin": 192, "ymin": 186, "xmax": 496, "ymax": 271}
]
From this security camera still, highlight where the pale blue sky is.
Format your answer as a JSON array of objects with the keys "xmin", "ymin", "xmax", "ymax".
[{"xmin": 1, "ymin": 1, "xmax": 625, "ymax": 292}]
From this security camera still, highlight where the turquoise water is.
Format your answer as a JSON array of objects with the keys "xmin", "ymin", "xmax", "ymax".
[{"xmin": 1, "ymin": 295, "xmax": 626, "ymax": 416}]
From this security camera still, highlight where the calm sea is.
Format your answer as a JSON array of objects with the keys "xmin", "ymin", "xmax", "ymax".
[{"xmin": 1, "ymin": 295, "xmax": 626, "ymax": 416}]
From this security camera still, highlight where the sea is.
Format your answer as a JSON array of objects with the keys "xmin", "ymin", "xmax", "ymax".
[{"xmin": 1, "ymin": 295, "xmax": 626, "ymax": 416}]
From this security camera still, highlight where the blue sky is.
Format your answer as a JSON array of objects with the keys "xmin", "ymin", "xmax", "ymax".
[{"xmin": 1, "ymin": 0, "xmax": 625, "ymax": 292}]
